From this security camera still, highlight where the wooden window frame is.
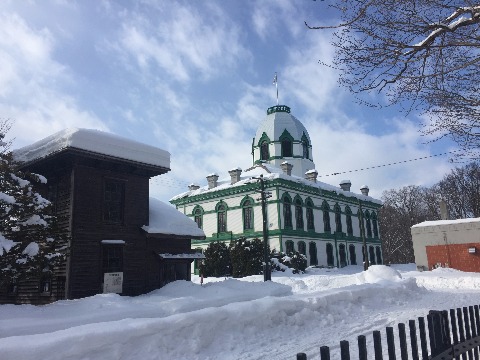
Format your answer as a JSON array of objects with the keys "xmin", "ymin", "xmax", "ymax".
[{"xmin": 103, "ymin": 179, "xmax": 126, "ymax": 224}]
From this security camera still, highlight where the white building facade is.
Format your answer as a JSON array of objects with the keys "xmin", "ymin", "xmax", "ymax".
[{"xmin": 170, "ymin": 105, "xmax": 383, "ymax": 270}]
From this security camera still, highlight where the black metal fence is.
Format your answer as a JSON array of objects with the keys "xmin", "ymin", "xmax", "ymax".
[{"xmin": 296, "ymin": 305, "xmax": 480, "ymax": 360}]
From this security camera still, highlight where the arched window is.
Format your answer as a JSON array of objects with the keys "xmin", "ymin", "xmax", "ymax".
[
  {"xmin": 242, "ymin": 199, "xmax": 253, "ymax": 230},
  {"xmin": 281, "ymin": 139, "xmax": 292, "ymax": 157},
  {"xmin": 345, "ymin": 206, "xmax": 353, "ymax": 236},
  {"xmin": 283, "ymin": 196, "xmax": 292, "ymax": 228},
  {"xmin": 280, "ymin": 130, "xmax": 293, "ymax": 158},
  {"xmin": 285, "ymin": 240, "xmax": 294, "ymax": 254},
  {"xmin": 326, "ymin": 243, "xmax": 335, "ymax": 267},
  {"xmin": 369, "ymin": 246, "xmax": 376, "ymax": 265},
  {"xmin": 217, "ymin": 204, "xmax": 227, "ymax": 233},
  {"xmin": 376, "ymin": 246, "xmax": 382, "ymax": 265},
  {"xmin": 365, "ymin": 210, "xmax": 372, "ymax": 238},
  {"xmin": 298, "ymin": 241, "xmax": 306, "ymax": 255},
  {"xmin": 303, "ymin": 141, "xmax": 309, "ymax": 159},
  {"xmin": 349, "ymin": 245, "xmax": 357, "ymax": 265},
  {"xmin": 334, "ymin": 204, "xmax": 342, "ymax": 233},
  {"xmin": 306, "ymin": 199, "xmax": 314, "ymax": 230},
  {"xmin": 309, "ymin": 242, "xmax": 318, "ymax": 265},
  {"xmin": 339, "ymin": 244, "xmax": 347, "ymax": 268},
  {"xmin": 301, "ymin": 133, "xmax": 310, "ymax": 159},
  {"xmin": 295, "ymin": 197, "xmax": 304, "ymax": 230},
  {"xmin": 260, "ymin": 141, "xmax": 269, "ymax": 161},
  {"xmin": 322, "ymin": 201, "xmax": 331, "ymax": 232},
  {"xmin": 193, "ymin": 207, "xmax": 203, "ymax": 229},
  {"xmin": 372, "ymin": 212, "xmax": 379, "ymax": 238}
]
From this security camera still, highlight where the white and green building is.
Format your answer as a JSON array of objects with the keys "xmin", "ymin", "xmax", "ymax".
[{"xmin": 170, "ymin": 105, "xmax": 383, "ymax": 269}]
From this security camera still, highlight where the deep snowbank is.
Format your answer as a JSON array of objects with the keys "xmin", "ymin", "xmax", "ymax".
[{"xmin": 1, "ymin": 265, "xmax": 479, "ymax": 360}]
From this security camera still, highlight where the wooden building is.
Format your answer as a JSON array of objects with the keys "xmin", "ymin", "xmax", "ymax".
[{"xmin": 1, "ymin": 128, "xmax": 204, "ymax": 304}]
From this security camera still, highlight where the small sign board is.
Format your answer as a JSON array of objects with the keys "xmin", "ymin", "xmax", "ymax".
[{"xmin": 103, "ymin": 272, "xmax": 123, "ymax": 293}]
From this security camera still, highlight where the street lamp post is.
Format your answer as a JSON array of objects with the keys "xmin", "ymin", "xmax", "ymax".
[
  {"xmin": 253, "ymin": 174, "xmax": 272, "ymax": 281},
  {"xmin": 358, "ymin": 199, "xmax": 369, "ymax": 271}
]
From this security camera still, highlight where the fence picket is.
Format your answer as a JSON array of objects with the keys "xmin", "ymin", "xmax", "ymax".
[
  {"xmin": 469, "ymin": 306, "xmax": 479, "ymax": 360},
  {"xmin": 450, "ymin": 309, "xmax": 459, "ymax": 346},
  {"xmin": 386, "ymin": 326, "xmax": 396, "ymax": 360},
  {"xmin": 340, "ymin": 340, "xmax": 350, "ymax": 360},
  {"xmin": 464, "ymin": 307, "xmax": 473, "ymax": 359},
  {"xmin": 373, "ymin": 330, "xmax": 384, "ymax": 360},
  {"xmin": 418, "ymin": 317, "xmax": 428, "ymax": 360},
  {"xmin": 320, "ymin": 345, "xmax": 330, "ymax": 360},
  {"xmin": 398, "ymin": 323, "xmax": 408, "ymax": 360},
  {"xmin": 409, "ymin": 320, "xmax": 419, "ymax": 360},
  {"xmin": 358, "ymin": 335, "xmax": 367, "ymax": 360}
]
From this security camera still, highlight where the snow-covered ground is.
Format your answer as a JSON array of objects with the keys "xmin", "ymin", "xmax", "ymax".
[{"xmin": 2, "ymin": 264, "xmax": 480, "ymax": 360}]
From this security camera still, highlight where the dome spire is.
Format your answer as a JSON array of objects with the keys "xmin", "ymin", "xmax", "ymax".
[{"xmin": 273, "ymin": 72, "xmax": 279, "ymax": 105}]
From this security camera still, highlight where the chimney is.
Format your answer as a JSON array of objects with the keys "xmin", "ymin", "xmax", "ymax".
[
  {"xmin": 305, "ymin": 169, "xmax": 318, "ymax": 183},
  {"xmin": 439, "ymin": 199, "xmax": 448, "ymax": 220},
  {"xmin": 206, "ymin": 174, "xmax": 219, "ymax": 189},
  {"xmin": 188, "ymin": 183, "xmax": 200, "ymax": 191},
  {"xmin": 340, "ymin": 180, "xmax": 352, "ymax": 192},
  {"xmin": 360, "ymin": 185, "xmax": 369, "ymax": 196},
  {"xmin": 228, "ymin": 168, "xmax": 242, "ymax": 185},
  {"xmin": 281, "ymin": 161, "xmax": 293, "ymax": 176}
]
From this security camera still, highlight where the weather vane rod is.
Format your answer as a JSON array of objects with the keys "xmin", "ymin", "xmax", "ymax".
[{"xmin": 273, "ymin": 72, "xmax": 279, "ymax": 105}]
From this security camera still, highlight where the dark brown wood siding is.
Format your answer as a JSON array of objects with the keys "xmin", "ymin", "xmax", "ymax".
[
  {"xmin": 145, "ymin": 237, "xmax": 193, "ymax": 292},
  {"xmin": 68, "ymin": 163, "xmax": 150, "ymax": 298}
]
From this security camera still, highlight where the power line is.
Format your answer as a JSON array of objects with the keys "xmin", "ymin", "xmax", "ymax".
[
  {"xmin": 149, "ymin": 148, "xmax": 469, "ymax": 188},
  {"xmin": 318, "ymin": 149, "xmax": 464, "ymax": 178}
]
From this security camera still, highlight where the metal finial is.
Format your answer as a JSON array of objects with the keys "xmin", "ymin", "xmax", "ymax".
[{"xmin": 273, "ymin": 72, "xmax": 278, "ymax": 105}]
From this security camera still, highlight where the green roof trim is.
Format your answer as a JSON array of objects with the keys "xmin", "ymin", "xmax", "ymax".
[{"xmin": 267, "ymin": 105, "xmax": 290, "ymax": 114}]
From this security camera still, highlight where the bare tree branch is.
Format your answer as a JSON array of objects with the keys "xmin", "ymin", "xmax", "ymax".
[{"xmin": 309, "ymin": 1, "xmax": 480, "ymax": 153}]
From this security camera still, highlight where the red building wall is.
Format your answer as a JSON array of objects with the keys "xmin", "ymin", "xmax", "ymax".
[{"xmin": 426, "ymin": 243, "xmax": 480, "ymax": 272}]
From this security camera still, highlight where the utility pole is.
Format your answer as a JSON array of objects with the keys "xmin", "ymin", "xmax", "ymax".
[
  {"xmin": 358, "ymin": 199, "xmax": 369, "ymax": 271},
  {"xmin": 253, "ymin": 174, "xmax": 272, "ymax": 281}
]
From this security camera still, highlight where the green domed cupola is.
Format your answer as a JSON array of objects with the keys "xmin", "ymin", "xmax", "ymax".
[{"xmin": 252, "ymin": 105, "xmax": 315, "ymax": 177}]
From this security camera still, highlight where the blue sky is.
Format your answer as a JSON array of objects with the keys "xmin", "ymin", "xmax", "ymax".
[{"xmin": 1, "ymin": 0, "xmax": 456, "ymax": 202}]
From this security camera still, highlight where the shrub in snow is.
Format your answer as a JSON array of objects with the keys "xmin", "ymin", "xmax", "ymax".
[
  {"xmin": 229, "ymin": 237, "xmax": 265, "ymax": 278},
  {"xmin": 202, "ymin": 241, "xmax": 230, "ymax": 277},
  {"xmin": 0, "ymin": 126, "xmax": 67, "ymax": 287},
  {"xmin": 270, "ymin": 249, "xmax": 307, "ymax": 274}
]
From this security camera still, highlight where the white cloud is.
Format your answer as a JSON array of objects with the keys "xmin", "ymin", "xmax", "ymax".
[
  {"xmin": 0, "ymin": 10, "xmax": 107, "ymax": 147},
  {"xmin": 307, "ymin": 117, "xmax": 454, "ymax": 199},
  {"xmin": 115, "ymin": 3, "xmax": 249, "ymax": 83},
  {"xmin": 251, "ymin": 0, "xmax": 305, "ymax": 40}
]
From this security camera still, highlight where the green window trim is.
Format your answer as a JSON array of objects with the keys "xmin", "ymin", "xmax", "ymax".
[
  {"xmin": 279, "ymin": 129, "xmax": 294, "ymax": 158},
  {"xmin": 322, "ymin": 200, "xmax": 331, "ymax": 233},
  {"xmin": 241, "ymin": 196, "xmax": 255, "ymax": 231},
  {"xmin": 216, "ymin": 202, "xmax": 228, "ymax": 234},
  {"xmin": 192, "ymin": 205, "xmax": 204, "ymax": 229},
  {"xmin": 294, "ymin": 195, "xmax": 304, "ymax": 230},
  {"xmin": 282, "ymin": 192, "xmax": 293, "ymax": 229}
]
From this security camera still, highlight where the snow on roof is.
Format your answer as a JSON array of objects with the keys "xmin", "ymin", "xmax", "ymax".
[
  {"xmin": 170, "ymin": 164, "xmax": 382, "ymax": 205},
  {"xmin": 158, "ymin": 253, "xmax": 205, "ymax": 259},
  {"xmin": 253, "ymin": 108, "xmax": 311, "ymax": 145},
  {"xmin": 142, "ymin": 197, "xmax": 205, "ymax": 238},
  {"xmin": 13, "ymin": 128, "xmax": 170, "ymax": 169},
  {"xmin": 412, "ymin": 217, "xmax": 480, "ymax": 228}
]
